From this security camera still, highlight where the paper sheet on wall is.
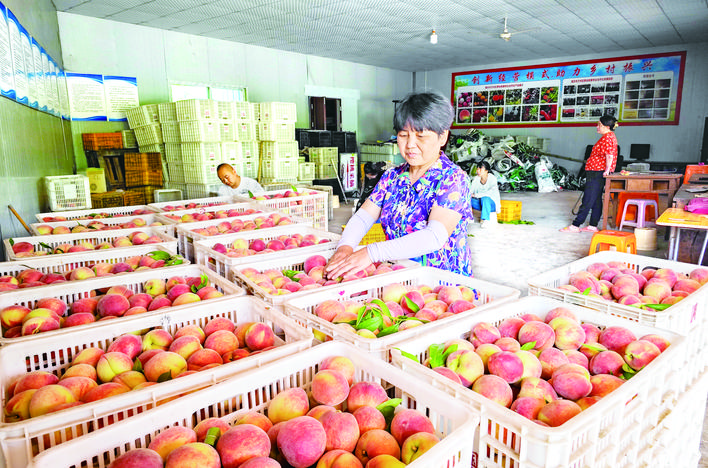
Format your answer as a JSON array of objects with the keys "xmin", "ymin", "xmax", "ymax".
[
  {"xmin": 0, "ymin": 1, "xmax": 14, "ymax": 100},
  {"xmin": 47, "ymin": 59, "xmax": 59, "ymax": 116},
  {"xmin": 104, "ymin": 75, "xmax": 138, "ymax": 121},
  {"xmin": 40, "ymin": 48, "xmax": 50, "ymax": 112},
  {"xmin": 57, "ymin": 70, "xmax": 69, "ymax": 119},
  {"xmin": 66, "ymin": 72, "xmax": 106, "ymax": 121},
  {"xmin": 25, "ymin": 35, "xmax": 38, "ymax": 108},
  {"xmin": 7, "ymin": 10, "xmax": 27, "ymax": 104}
]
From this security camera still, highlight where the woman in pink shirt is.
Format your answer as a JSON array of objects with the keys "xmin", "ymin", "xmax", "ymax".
[{"xmin": 561, "ymin": 115, "xmax": 619, "ymax": 233}]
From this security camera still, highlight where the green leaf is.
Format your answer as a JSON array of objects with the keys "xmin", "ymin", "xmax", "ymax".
[
  {"xmin": 394, "ymin": 348, "xmax": 418, "ymax": 361},
  {"xmin": 8, "ymin": 239, "xmax": 14, "ymax": 246},
  {"xmin": 199, "ymin": 273, "xmax": 209, "ymax": 289},
  {"xmin": 376, "ymin": 398, "xmax": 402, "ymax": 429},
  {"xmin": 368, "ymin": 299, "xmax": 392, "ymax": 319},
  {"xmin": 581, "ymin": 287, "xmax": 592, "ymax": 296},
  {"xmin": 282, "ymin": 269, "xmax": 299, "ymax": 279},
  {"xmin": 620, "ymin": 363, "xmax": 637, "ymax": 380},
  {"xmin": 376, "ymin": 324, "xmax": 399, "ymax": 337},
  {"xmin": 39, "ymin": 242, "xmax": 52, "ymax": 250},
  {"xmin": 520, "ymin": 341, "xmax": 537, "ymax": 351},
  {"xmin": 248, "ymin": 190, "xmax": 254, "ymax": 198},
  {"xmin": 580, "ymin": 343, "xmax": 606, "ymax": 353},
  {"xmin": 643, "ymin": 303, "xmax": 671, "ymax": 311},
  {"xmin": 132, "ymin": 359, "xmax": 143, "ymax": 373},
  {"xmin": 204, "ymin": 427, "xmax": 221, "ymax": 447},
  {"xmin": 402, "ymin": 295, "xmax": 420, "ymax": 313},
  {"xmin": 157, "ymin": 371, "xmax": 173, "ymax": 383},
  {"xmin": 428, "ymin": 343, "xmax": 446, "ymax": 368},
  {"xmin": 149, "ymin": 250, "xmax": 171, "ymax": 261},
  {"xmin": 357, "ymin": 313, "xmax": 383, "ymax": 332},
  {"xmin": 290, "ymin": 184, "xmax": 298, "ymax": 192},
  {"xmin": 441, "ymin": 343, "xmax": 459, "ymax": 363}
]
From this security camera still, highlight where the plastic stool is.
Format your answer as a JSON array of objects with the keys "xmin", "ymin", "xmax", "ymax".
[
  {"xmin": 683, "ymin": 164, "xmax": 708, "ymax": 184},
  {"xmin": 619, "ymin": 199, "xmax": 659, "ymax": 231},
  {"xmin": 616, "ymin": 192, "xmax": 659, "ymax": 227},
  {"xmin": 589, "ymin": 230, "xmax": 637, "ymax": 255}
]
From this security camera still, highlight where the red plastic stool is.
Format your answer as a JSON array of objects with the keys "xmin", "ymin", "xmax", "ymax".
[
  {"xmin": 588, "ymin": 230, "xmax": 637, "ymax": 255},
  {"xmin": 615, "ymin": 192, "xmax": 659, "ymax": 228},
  {"xmin": 684, "ymin": 164, "xmax": 708, "ymax": 184}
]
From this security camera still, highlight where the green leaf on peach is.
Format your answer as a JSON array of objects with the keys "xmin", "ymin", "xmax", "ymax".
[
  {"xmin": 394, "ymin": 348, "xmax": 418, "ymax": 362},
  {"xmin": 520, "ymin": 341, "xmax": 537, "ymax": 351},
  {"xmin": 204, "ymin": 427, "xmax": 221, "ymax": 447},
  {"xmin": 157, "ymin": 370, "xmax": 173, "ymax": 383},
  {"xmin": 403, "ymin": 295, "xmax": 420, "ymax": 313},
  {"xmin": 132, "ymin": 359, "xmax": 143, "ymax": 373}
]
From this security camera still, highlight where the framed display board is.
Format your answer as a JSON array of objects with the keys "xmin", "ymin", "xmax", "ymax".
[{"xmin": 451, "ymin": 51, "xmax": 686, "ymax": 128}]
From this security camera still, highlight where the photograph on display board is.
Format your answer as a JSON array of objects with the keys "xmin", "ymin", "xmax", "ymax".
[{"xmin": 451, "ymin": 51, "xmax": 685, "ymax": 128}]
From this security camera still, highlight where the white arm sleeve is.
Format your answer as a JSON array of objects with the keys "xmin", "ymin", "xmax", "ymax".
[
  {"xmin": 366, "ymin": 220, "xmax": 449, "ymax": 262},
  {"xmin": 337, "ymin": 209, "xmax": 376, "ymax": 249}
]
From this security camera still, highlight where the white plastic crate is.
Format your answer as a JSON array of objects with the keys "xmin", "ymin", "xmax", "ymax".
[
  {"xmin": 164, "ymin": 143, "xmax": 182, "ymax": 162},
  {"xmin": 36, "ymin": 205, "xmax": 158, "ymax": 223},
  {"xmin": 160, "ymin": 121, "xmax": 181, "ymax": 143},
  {"xmin": 360, "ymin": 152, "xmax": 405, "ymax": 165},
  {"xmin": 148, "ymin": 195, "xmax": 237, "ymax": 212},
  {"xmin": 233, "ymin": 101, "xmax": 255, "ymax": 120},
  {"xmin": 260, "ymin": 140, "xmax": 299, "ymax": 159},
  {"xmin": 178, "ymin": 120, "xmax": 220, "ymax": 142},
  {"xmin": 0, "ymin": 296, "xmax": 312, "ymax": 468},
  {"xmin": 257, "ymin": 121, "xmax": 295, "ymax": 141},
  {"xmin": 175, "ymin": 99, "xmax": 217, "ymax": 121},
  {"xmin": 241, "ymin": 156, "xmax": 259, "ymax": 178},
  {"xmin": 232, "ymin": 247, "xmax": 421, "ymax": 308},
  {"xmin": 180, "ymin": 142, "xmax": 221, "ymax": 164},
  {"xmin": 44, "ymin": 175, "xmax": 92, "ymax": 211},
  {"xmin": 218, "ymin": 121, "xmax": 238, "ymax": 141},
  {"xmin": 216, "ymin": 100, "xmax": 235, "ymax": 120},
  {"xmin": 527, "ymin": 251, "xmax": 708, "ymax": 386},
  {"xmin": 261, "ymin": 157, "xmax": 299, "ymax": 180},
  {"xmin": 282, "ymin": 266, "xmax": 521, "ymax": 359},
  {"xmin": 29, "ymin": 341, "xmax": 477, "ymax": 468},
  {"xmin": 247, "ymin": 188, "xmax": 328, "ymax": 230},
  {"xmin": 125, "ymin": 104, "xmax": 159, "ymax": 128},
  {"xmin": 258, "ymin": 101, "xmax": 297, "ymax": 121},
  {"xmin": 240, "ymin": 140, "xmax": 259, "ymax": 158},
  {"xmin": 132, "ymin": 123, "xmax": 163, "ymax": 146},
  {"xmin": 29, "ymin": 213, "xmax": 165, "ymax": 235},
  {"xmin": 220, "ymin": 141, "xmax": 241, "ymax": 162},
  {"xmin": 298, "ymin": 162, "xmax": 315, "ymax": 180},
  {"xmin": 176, "ymin": 211, "xmax": 311, "ymax": 261},
  {"xmin": 360, "ymin": 142, "xmax": 400, "ymax": 155},
  {"xmin": 389, "ymin": 296, "xmax": 685, "ymax": 468},
  {"xmin": 120, "ymin": 129, "xmax": 137, "ymax": 148},
  {"xmin": 152, "ymin": 201, "xmax": 266, "ymax": 226},
  {"xmin": 236, "ymin": 120, "xmax": 256, "ymax": 140},
  {"xmin": 194, "ymin": 225, "xmax": 340, "ymax": 278},
  {"xmin": 0, "ymin": 264, "xmax": 243, "ymax": 346},
  {"xmin": 137, "ymin": 143, "xmax": 163, "ymax": 154},
  {"xmin": 184, "ymin": 183, "xmax": 222, "ymax": 199},
  {"xmin": 181, "ymin": 162, "xmax": 219, "ymax": 185},
  {"xmin": 4, "ymin": 227, "xmax": 177, "ymax": 262},
  {"xmin": 167, "ymin": 162, "xmax": 185, "ymax": 183},
  {"xmin": 157, "ymin": 101, "xmax": 177, "ymax": 122}
]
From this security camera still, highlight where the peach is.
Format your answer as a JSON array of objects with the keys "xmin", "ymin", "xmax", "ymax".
[
  {"xmin": 569, "ymin": 271, "xmax": 600, "ymax": 295},
  {"xmin": 346, "ymin": 381, "xmax": 388, "ymax": 413},
  {"xmin": 588, "ymin": 350, "xmax": 624, "ymax": 376},
  {"xmin": 400, "ymin": 290, "xmax": 425, "ymax": 314},
  {"xmin": 107, "ymin": 448, "xmax": 163, "ymax": 468},
  {"xmin": 548, "ymin": 316, "xmax": 586, "ymax": 350},
  {"xmin": 144, "ymin": 278, "xmax": 167, "ymax": 297},
  {"xmin": 381, "ymin": 283, "xmax": 407, "ymax": 303},
  {"xmin": 689, "ymin": 268, "xmax": 708, "ymax": 285},
  {"xmin": 235, "ymin": 411, "xmax": 273, "ymax": 433},
  {"xmin": 168, "ymin": 335, "xmax": 202, "ymax": 360},
  {"xmin": 172, "ymin": 292, "xmax": 201, "ymax": 306},
  {"xmin": 69, "ymin": 267, "xmax": 96, "ymax": 281},
  {"xmin": 129, "ymin": 293, "xmax": 153, "ymax": 309},
  {"xmin": 28, "ymin": 384, "xmax": 76, "ymax": 417},
  {"xmin": 21, "ymin": 316, "xmax": 60, "ymax": 335},
  {"xmin": 436, "ymin": 285, "xmax": 463, "ymax": 305},
  {"xmin": 13, "ymin": 370, "xmax": 59, "ymax": 394},
  {"xmin": 244, "ymin": 322, "xmax": 275, "ymax": 351},
  {"xmin": 194, "ymin": 417, "xmax": 231, "ymax": 443},
  {"xmin": 517, "ymin": 377, "xmax": 557, "ymax": 403},
  {"xmin": 474, "ymin": 343, "xmax": 501, "ymax": 370},
  {"xmin": 96, "ymin": 352, "xmax": 134, "ymax": 383},
  {"xmin": 365, "ymin": 455, "xmax": 405, "ymax": 468},
  {"xmin": 623, "ymin": 339, "xmax": 661, "ymax": 371},
  {"xmin": 653, "ymin": 268, "xmax": 678, "ymax": 287},
  {"xmin": 108, "ymin": 334, "xmax": 143, "ymax": 360},
  {"xmin": 390, "ymin": 408, "xmax": 435, "ymax": 446},
  {"xmin": 488, "ymin": 351, "xmax": 524, "ymax": 384},
  {"xmin": 0, "ymin": 305, "xmax": 31, "ymax": 329},
  {"xmin": 268, "ymin": 387, "xmax": 310, "ymax": 424},
  {"xmin": 497, "ymin": 316, "xmax": 525, "ymax": 339},
  {"xmin": 579, "ymin": 342, "xmax": 608, "ymax": 361},
  {"xmin": 495, "ymin": 337, "xmax": 521, "ymax": 352},
  {"xmin": 58, "ymin": 376, "xmax": 98, "ymax": 400},
  {"xmin": 64, "ymin": 313, "xmax": 96, "ymax": 328},
  {"xmin": 320, "ymin": 356, "xmax": 356, "ymax": 385},
  {"xmin": 639, "ymin": 334, "xmax": 670, "ymax": 352},
  {"xmin": 470, "ymin": 321, "xmax": 501, "ymax": 346},
  {"xmin": 4, "ymin": 389, "xmax": 38, "ymax": 421},
  {"xmin": 97, "ymin": 294, "xmax": 131, "ymax": 317},
  {"xmin": 471, "ymin": 374, "xmax": 513, "ymax": 407},
  {"xmin": 203, "ymin": 317, "xmax": 236, "ymax": 336},
  {"xmin": 511, "ymin": 396, "xmax": 546, "ymax": 420},
  {"xmin": 589, "ymin": 373, "xmax": 625, "ymax": 397},
  {"xmin": 517, "ymin": 321, "xmax": 555, "ymax": 351},
  {"xmin": 165, "ymin": 442, "xmax": 220, "ymax": 468},
  {"xmin": 581, "ymin": 323, "xmax": 602, "ymax": 343},
  {"xmin": 308, "ymin": 405, "xmax": 337, "ymax": 422},
  {"xmin": 321, "ymin": 410, "xmax": 360, "ymax": 452},
  {"xmin": 143, "ymin": 351, "xmax": 188, "ymax": 382},
  {"xmin": 354, "ymin": 428, "xmax": 400, "ymax": 466},
  {"xmin": 576, "ymin": 396, "xmax": 602, "ymax": 410},
  {"xmin": 304, "ymin": 255, "xmax": 328, "ymax": 274},
  {"xmin": 400, "ymin": 431, "xmax": 439, "ymax": 464},
  {"xmin": 204, "ymin": 329, "xmax": 238, "ymax": 356},
  {"xmin": 516, "ymin": 349, "xmax": 543, "ymax": 379},
  {"xmin": 445, "ymin": 348, "xmax": 485, "ymax": 387},
  {"xmin": 538, "ymin": 347, "xmax": 570, "ymax": 380},
  {"xmin": 563, "ymin": 349, "xmax": 589, "ymax": 369},
  {"xmin": 551, "ymin": 364, "xmax": 592, "ymax": 400},
  {"xmin": 239, "ymin": 457, "xmax": 281, "ymax": 468},
  {"xmin": 62, "ymin": 363, "xmax": 98, "ymax": 381},
  {"xmin": 278, "ymin": 416, "xmax": 327, "ymax": 468},
  {"xmin": 217, "ymin": 425, "xmax": 271, "ymax": 468},
  {"xmin": 148, "ymin": 426, "xmax": 198, "ymax": 461},
  {"xmin": 316, "ymin": 449, "xmax": 364, "ymax": 467},
  {"xmin": 537, "ymin": 400, "xmax": 582, "ymax": 427},
  {"xmin": 598, "ymin": 326, "xmax": 637, "ymax": 354},
  {"xmin": 35, "ymin": 297, "xmax": 68, "ymax": 317},
  {"xmin": 186, "ymin": 348, "xmax": 223, "ymax": 371},
  {"xmin": 610, "ymin": 274, "xmax": 640, "ymax": 299},
  {"xmin": 142, "ymin": 329, "xmax": 174, "ymax": 351},
  {"xmin": 352, "ymin": 405, "xmax": 386, "ymax": 434},
  {"xmin": 148, "ymin": 295, "xmax": 172, "ymax": 311},
  {"xmin": 642, "ymin": 281, "xmax": 671, "ymax": 302},
  {"xmin": 586, "ymin": 262, "xmax": 609, "ymax": 278},
  {"xmin": 174, "ymin": 324, "xmax": 206, "ymax": 343},
  {"xmin": 673, "ymin": 278, "xmax": 701, "ymax": 294},
  {"xmin": 312, "ymin": 369, "xmax": 350, "ymax": 406},
  {"xmin": 316, "ymin": 300, "xmax": 346, "ymax": 322}
]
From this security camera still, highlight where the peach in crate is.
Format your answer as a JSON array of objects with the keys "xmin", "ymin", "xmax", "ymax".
[{"xmin": 28, "ymin": 342, "xmax": 477, "ymax": 468}]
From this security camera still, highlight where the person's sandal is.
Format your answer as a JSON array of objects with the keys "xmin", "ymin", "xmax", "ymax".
[
  {"xmin": 581, "ymin": 225, "xmax": 599, "ymax": 232},
  {"xmin": 560, "ymin": 225, "xmax": 580, "ymax": 233}
]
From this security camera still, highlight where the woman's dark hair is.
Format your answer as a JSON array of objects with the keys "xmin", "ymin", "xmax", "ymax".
[
  {"xmin": 393, "ymin": 91, "xmax": 454, "ymax": 136},
  {"xmin": 600, "ymin": 114, "xmax": 619, "ymax": 131},
  {"xmin": 477, "ymin": 161, "xmax": 491, "ymax": 172}
]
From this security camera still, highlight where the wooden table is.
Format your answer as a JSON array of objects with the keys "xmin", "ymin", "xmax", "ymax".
[
  {"xmin": 602, "ymin": 173, "xmax": 683, "ymax": 230},
  {"xmin": 672, "ymin": 183, "xmax": 708, "ymax": 209},
  {"xmin": 656, "ymin": 207, "xmax": 708, "ymax": 264}
]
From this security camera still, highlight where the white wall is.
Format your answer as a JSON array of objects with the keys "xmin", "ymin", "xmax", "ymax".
[
  {"xmin": 418, "ymin": 43, "xmax": 708, "ymax": 173},
  {"xmin": 57, "ymin": 12, "xmax": 412, "ymax": 144}
]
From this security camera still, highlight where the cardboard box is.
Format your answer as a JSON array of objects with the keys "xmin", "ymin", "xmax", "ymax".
[{"xmin": 86, "ymin": 168, "xmax": 107, "ymax": 193}]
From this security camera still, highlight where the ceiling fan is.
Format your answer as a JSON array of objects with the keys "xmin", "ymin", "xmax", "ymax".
[{"xmin": 498, "ymin": 16, "xmax": 538, "ymax": 41}]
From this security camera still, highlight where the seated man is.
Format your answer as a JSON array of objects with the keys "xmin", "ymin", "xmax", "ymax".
[{"xmin": 216, "ymin": 163, "xmax": 265, "ymax": 197}]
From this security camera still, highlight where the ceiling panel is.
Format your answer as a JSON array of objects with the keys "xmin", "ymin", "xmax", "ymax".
[{"xmin": 54, "ymin": 0, "xmax": 708, "ymax": 71}]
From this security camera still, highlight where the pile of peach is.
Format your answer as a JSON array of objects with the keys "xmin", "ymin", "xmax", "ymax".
[
  {"xmin": 10, "ymin": 231, "xmax": 165, "ymax": 258},
  {"xmin": 560, "ymin": 261, "xmax": 708, "ymax": 308},
  {"xmin": 239, "ymin": 254, "xmax": 407, "ymax": 296},
  {"xmin": 4, "ymin": 317, "xmax": 275, "ymax": 422},
  {"xmin": 0, "ymin": 252, "xmax": 185, "ymax": 292},
  {"xmin": 213, "ymin": 233, "xmax": 332, "ymax": 258},
  {"xmin": 250, "ymin": 189, "xmax": 318, "ymax": 201},
  {"xmin": 0, "ymin": 275, "xmax": 225, "ymax": 338},
  {"xmin": 34, "ymin": 217, "xmax": 164, "ymax": 235},
  {"xmin": 160, "ymin": 207, "xmax": 262, "ymax": 222},
  {"xmin": 421, "ymin": 306, "xmax": 669, "ymax": 427},
  {"xmin": 38, "ymin": 208, "xmax": 155, "ymax": 222},
  {"xmin": 158, "ymin": 201, "xmax": 229, "ymax": 212},
  {"xmin": 106, "ymin": 355, "xmax": 440, "ymax": 468},
  {"xmin": 189, "ymin": 213, "xmax": 294, "ymax": 237},
  {"xmin": 313, "ymin": 282, "xmax": 478, "ymax": 339}
]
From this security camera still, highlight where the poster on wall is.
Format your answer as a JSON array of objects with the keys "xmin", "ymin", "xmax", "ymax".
[
  {"xmin": 47, "ymin": 58, "xmax": 59, "ymax": 116},
  {"xmin": 28, "ymin": 37, "xmax": 41, "ymax": 109},
  {"xmin": 57, "ymin": 69, "xmax": 70, "ymax": 120},
  {"xmin": 104, "ymin": 75, "xmax": 138, "ymax": 121},
  {"xmin": 0, "ymin": 1, "xmax": 14, "ymax": 100},
  {"xmin": 66, "ymin": 72, "xmax": 106, "ymax": 121},
  {"xmin": 40, "ymin": 47, "xmax": 50, "ymax": 113},
  {"xmin": 451, "ymin": 51, "xmax": 686, "ymax": 128},
  {"xmin": 6, "ymin": 9, "xmax": 27, "ymax": 105}
]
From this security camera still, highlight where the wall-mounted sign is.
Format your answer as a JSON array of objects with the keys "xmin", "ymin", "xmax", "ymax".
[
  {"xmin": 451, "ymin": 51, "xmax": 686, "ymax": 128},
  {"xmin": 66, "ymin": 72, "xmax": 106, "ymax": 121},
  {"xmin": 104, "ymin": 75, "xmax": 139, "ymax": 121},
  {"xmin": 6, "ymin": 9, "xmax": 27, "ymax": 105},
  {"xmin": 0, "ymin": 1, "xmax": 13, "ymax": 100}
]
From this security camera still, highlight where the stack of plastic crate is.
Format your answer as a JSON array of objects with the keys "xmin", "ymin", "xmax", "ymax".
[
  {"xmin": 123, "ymin": 152, "xmax": 163, "ymax": 204},
  {"xmin": 257, "ymin": 102, "xmax": 299, "ymax": 184},
  {"xmin": 309, "ymin": 147, "xmax": 339, "ymax": 178},
  {"xmin": 234, "ymin": 102, "xmax": 258, "ymax": 179},
  {"xmin": 360, "ymin": 142, "xmax": 403, "ymax": 165},
  {"xmin": 125, "ymin": 104, "xmax": 163, "ymax": 155}
]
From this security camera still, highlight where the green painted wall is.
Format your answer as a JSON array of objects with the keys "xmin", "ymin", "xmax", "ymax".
[{"xmin": 0, "ymin": 0, "xmax": 73, "ymax": 244}]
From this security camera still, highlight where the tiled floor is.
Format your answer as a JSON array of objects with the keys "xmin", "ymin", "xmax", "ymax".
[{"xmin": 331, "ymin": 189, "xmax": 708, "ymax": 464}]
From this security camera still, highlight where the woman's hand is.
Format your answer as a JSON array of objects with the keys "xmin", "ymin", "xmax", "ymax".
[{"xmin": 324, "ymin": 246, "xmax": 372, "ymax": 280}]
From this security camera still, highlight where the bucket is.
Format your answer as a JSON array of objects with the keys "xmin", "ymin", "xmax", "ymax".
[{"xmin": 635, "ymin": 227, "xmax": 657, "ymax": 251}]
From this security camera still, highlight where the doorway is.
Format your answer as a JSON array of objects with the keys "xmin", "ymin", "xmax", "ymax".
[{"xmin": 309, "ymin": 96, "xmax": 342, "ymax": 131}]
